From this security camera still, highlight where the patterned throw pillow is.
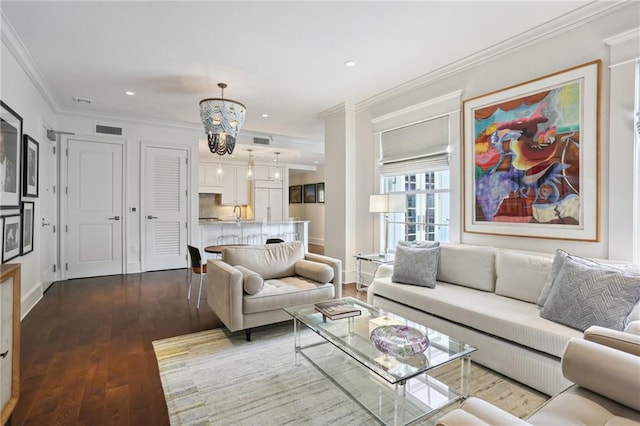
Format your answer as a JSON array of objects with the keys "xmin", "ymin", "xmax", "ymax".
[
  {"xmin": 540, "ymin": 255, "xmax": 640, "ymax": 331},
  {"xmin": 391, "ymin": 245, "xmax": 440, "ymax": 288},
  {"xmin": 398, "ymin": 240, "xmax": 440, "ymax": 249}
]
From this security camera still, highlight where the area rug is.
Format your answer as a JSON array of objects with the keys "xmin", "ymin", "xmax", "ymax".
[{"xmin": 153, "ymin": 323, "xmax": 547, "ymax": 425}]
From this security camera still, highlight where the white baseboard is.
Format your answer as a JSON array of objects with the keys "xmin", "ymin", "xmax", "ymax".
[
  {"xmin": 127, "ymin": 262, "xmax": 142, "ymax": 274},
  {"xmin": 308, "ymin": 237, "xmax": 324, "ymax": 246},
  {"xmin": 21, "ymin": 283, "xmax": 43, "ymax": 321}
]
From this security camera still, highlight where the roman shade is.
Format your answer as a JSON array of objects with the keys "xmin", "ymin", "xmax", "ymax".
[{"xmin": 379, "ymin": 115, "xmax": 449, "ymax": 176}]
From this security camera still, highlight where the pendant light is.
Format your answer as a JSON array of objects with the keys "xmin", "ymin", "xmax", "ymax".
[
  {"xmin": 246, "ymin": 149, "xmax": 255, "ymax": 180},
  {"xmin": 216, "ymin": 154, "xmax": 224, "ymax": 182},
  {"xmin": 273, "ymin": 152, "xmax": 281, "ymax": 182}
]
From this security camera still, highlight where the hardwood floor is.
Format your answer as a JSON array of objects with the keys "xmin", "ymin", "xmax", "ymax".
[{"xmin": 14, "ymin": 269, "xmax": 364, "ymax": 425}]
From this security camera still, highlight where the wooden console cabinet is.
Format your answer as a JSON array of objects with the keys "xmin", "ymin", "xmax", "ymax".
[{"xmin": 0, "ymin": 264, "xmax": 20, "ymax": 426}]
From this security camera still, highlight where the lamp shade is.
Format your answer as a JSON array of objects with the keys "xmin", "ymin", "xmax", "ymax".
[{"xmin": 369, "ymin": 194, "xmax": 404, "ymax": 213}]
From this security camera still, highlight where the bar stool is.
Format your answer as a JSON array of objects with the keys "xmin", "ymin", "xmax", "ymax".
[{"xmin": 187, "ymin": 245, "xmax": 207, "ymax": 309}]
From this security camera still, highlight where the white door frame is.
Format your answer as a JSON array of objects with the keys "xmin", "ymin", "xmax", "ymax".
[
  {"xmin": 139, "ymin": 140, "xmax": 191, "ymax": 272},
  {"xmin": 60, "ymin": 135, "xmax": 127, "ymax": 279},
  {"xmin": 39, "ymin": 121, "xmax": 60, "ymax": 291}
]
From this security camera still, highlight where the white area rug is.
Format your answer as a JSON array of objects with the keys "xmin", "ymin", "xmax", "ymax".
[{"xmin": 153, "ymin": 323, "xmax": 547, "ymax": 425}]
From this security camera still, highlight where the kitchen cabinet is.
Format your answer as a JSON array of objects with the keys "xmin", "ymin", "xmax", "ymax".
[
  {"xmin": 252, "ymin": 180, "xmax": 283, "ymax": 221},
  {"xmin": 221, "ymin": 164, "xmax": 249, "ymax": 205},
  {"xmin": 253, "ymin": 165, "xmax": 281, "ymax": 181},
  {"xmin": 198, "ymin": 162, "xmax": 223, "ymax": 193},
  {"xmin": 0, "ymin": 264, "xmax": 20, "ymax": 426}
]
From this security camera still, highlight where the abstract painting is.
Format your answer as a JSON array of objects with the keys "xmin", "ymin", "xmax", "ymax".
[{"xmin": 463, "ymin": 60, "xmax": 600, "ymax": 241}]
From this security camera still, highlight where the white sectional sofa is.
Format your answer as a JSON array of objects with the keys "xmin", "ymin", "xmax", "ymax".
[{"xmin": 367, "ymin": 243, "xmax": 640, "ymax": 396}]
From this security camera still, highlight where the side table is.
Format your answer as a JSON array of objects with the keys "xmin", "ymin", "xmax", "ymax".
[{"xmin": 353, "ymin": 253, "xmax": 395, "ymax": 292}]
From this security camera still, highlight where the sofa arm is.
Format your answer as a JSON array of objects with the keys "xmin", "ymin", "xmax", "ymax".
[
  {"xmin": 206, "ymin": 259, "xmax": 244, "ymax": 332},
  {"xmin": 375, "ymin": 264, "xmax": 394, "ymax": 279},
  {"xmin": 584, "ymin": 325, "xmax": 640, "ymax": 356},
  {"xmin": 304, "ymin": 253, "xmax": 342, "ymax": 298},
  {"xmin": 625, "ymin": 320, "xmax": 640, "ymax": 335},
  {"xmin": 437, "ymin": 397, "xmax": 531, "ymax": 426},
  {"xmin": 562, "ymin": 337, "xmax": 640, "ymax": 412}
]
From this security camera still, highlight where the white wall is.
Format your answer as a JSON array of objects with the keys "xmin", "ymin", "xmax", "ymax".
[
  {"xmin": 323, "ymin": 4, "xmax": 640, "ymax": 272},
  {"xmin": 289, "ymin": 167, "xmax": 325, "ymax": 246},
  {"xmin": 1, "ymin": 33, "xmax": 58, "ymax": 317}
]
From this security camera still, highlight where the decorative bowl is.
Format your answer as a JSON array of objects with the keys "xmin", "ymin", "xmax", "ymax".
[{"xmin": 370, "ymin": 325, "xmax": 429, "ymax": 359}]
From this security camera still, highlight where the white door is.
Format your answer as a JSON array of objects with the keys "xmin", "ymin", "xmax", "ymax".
[
  {"xmin": 142, "ymin": 146, "xmax": 188, "ymax": 271},
  {"xmin": 39, "ymin": 130, "xmax": 58, "ymax": 290},
  {"xmin": 65, "ymin": 139, "xmax": 124, "ymax": 278},
  {"xmin": 270, "ymin": 188, "xmax": 284, "ymax": 221}
]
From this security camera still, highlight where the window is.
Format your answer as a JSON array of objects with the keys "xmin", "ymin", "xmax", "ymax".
[{"xmin": 383, "ymin": 170, "xmax": 450, "ymax": 247}]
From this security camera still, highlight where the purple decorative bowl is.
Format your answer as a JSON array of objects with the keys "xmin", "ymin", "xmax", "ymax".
[{"xmin": 370, "ymin": 325, "xmax": 430, "ymax": 359}]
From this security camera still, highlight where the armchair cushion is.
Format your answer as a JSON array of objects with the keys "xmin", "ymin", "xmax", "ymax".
[
  {"xmin": 222, "ymin": 241, "xmax": 304, "ymax": 279},
  {"xmin": 235, "ymin": 265, "xmax": 264, "ymax": 295},
  {"xmin": 294, "ymin": 260, "xmax": 334, "ymax": 283}
]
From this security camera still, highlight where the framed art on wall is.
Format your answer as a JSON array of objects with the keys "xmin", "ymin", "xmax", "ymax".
[
  {"xmin": 23, "ymin": 135, "xmax": 39, "ymax": 198},
  {"xmin": 316, "ymin": 182, "xmax": 325, "ymax": 203},
  {"xmin": 21, "ymin": 201, "xmax": 34, "ymax": 255},
  {"xmin": 303, "ymin": 184, "xmax": 316, "ymax": 203},
  {"xmin": 2, "ymin": 214, "xmax": 21, "ymax": 263},
  {"xmin": 0, "ymin": 101, "xmax": 23, "ymax": 210},
  {"xmin": 289, "ymin": 185, "xmax": 302, "ymax": 204},
  {"xmin": 463, "ymin": 60, "xmax": 600, "ymax": 241}
]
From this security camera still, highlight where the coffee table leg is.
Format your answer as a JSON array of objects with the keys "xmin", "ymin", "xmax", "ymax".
[
  {"xmin": 293, "ymin": 318, "xmax": 301, "ymax": 366},
  {"xmin": 460, "ymin": 354, "xmax": 472, "ymax": 398}
]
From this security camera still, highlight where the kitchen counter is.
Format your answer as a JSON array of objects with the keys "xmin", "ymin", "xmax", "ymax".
[{"xmin": 198, "ymin": 219, "xmax": 309, "ymax": 252}]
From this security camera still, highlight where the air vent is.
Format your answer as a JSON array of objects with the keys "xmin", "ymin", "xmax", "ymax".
[
  {"xmin": 253, "ymin": 137, "xmax": 270, "ymax": 145},
  {"xmin": 96, "ymin": 124, "xmax": 123, "ymax": 136}
]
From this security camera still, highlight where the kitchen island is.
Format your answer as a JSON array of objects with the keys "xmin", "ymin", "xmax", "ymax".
[{"xmin": 199, "ymin": 219, "xmax": 309, "ymax": 254}]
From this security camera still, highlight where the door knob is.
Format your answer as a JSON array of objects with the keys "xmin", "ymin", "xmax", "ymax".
[
  {"xmin": 42, "ymin": 219, "xmax": 51, "ymax": 227},
  {"xmin": 147, "ymin": 215, "xmax": 158, "ymax": 219},
  {"xmin": 107, "ymin": 216, "xmax": 120, "ymax": 221}
]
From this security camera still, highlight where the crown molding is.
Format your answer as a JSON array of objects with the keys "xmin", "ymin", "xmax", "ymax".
[
  {"xmin": 355, "ymin": 1, "xmax": 630, "ymax": 112},
  {"xmin": 1, "ymin": 10, "xmax": 60, "ymax": 113},
  {"xmin": 318, "ymin": 102, "xmax": 356, "ymax": 120}
]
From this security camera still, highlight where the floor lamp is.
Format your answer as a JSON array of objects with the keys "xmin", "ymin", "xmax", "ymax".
[{"xmin": 369, "ymin": 194, "xmax": 405, "ymax": 256}]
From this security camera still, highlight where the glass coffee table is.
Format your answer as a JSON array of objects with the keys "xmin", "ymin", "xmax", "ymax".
[{"xmin": 284, "ymin": 297, "xmax": 477, "ymax": 425}]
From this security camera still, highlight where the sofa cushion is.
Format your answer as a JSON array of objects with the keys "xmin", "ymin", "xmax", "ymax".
[
  {"xmin": 222, "ymin": 241, "xmax": 304, "ymax": 279},
  {"xmin": 234, "ymin": 265, "xmax": 264, "ymax": 295},
  {"xmin": 371, "ymin": 277, "xmax": 581, "ymax": 357},
  {"xmin": 495, "ymin": 249, "xmax": 552, "ymax": 304},
  {"xmin": 437, "ymin": 243, "xmax": 496, "ymax": 292},
  {"xmin": 392, "ymin": 245, "xmax": 440, "ymax": 288},
  {"xmin": 540, "ymin": 255, "xmax": 640, "ymax": 331},
  {"xmin": 294, "ymin": 260, "xmax": 334, "ymax": 283},
  {"xmin": 243, "ymin": 277, "xmax": 335, "ymax": 314}
]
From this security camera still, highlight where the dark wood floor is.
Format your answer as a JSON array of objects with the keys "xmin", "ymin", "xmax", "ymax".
[{"xmin": 14, "ymin": 269, "xmax": 363, "ymax": 425}]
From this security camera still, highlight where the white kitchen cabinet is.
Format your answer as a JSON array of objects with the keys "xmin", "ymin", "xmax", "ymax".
[
  {"xmin": 198, "ymin": 162, "xmax": 223, "ymax": 193},
  {"xmin": 221, "ymin": 164, "xmax": 249, "ymax": 205},
  {"xmin": 253, "ymin": 180, "xmax": 283, "ymax": 221},
  {"xmin": 253, "ymin": 165, "xmax": 281, "ymax": 181},
  {"xmin": 0, "ymin": 264, "xmax": 20, "ymax": 426}
]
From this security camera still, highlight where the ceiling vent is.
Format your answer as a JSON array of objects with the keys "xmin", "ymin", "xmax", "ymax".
[
  {"xmin": 253, "ymin": 137, "xmax": 270, "ymax": 145},
  {"xmin": 95, "ymin": 124, "xmax": 123, "ymax": 136}
]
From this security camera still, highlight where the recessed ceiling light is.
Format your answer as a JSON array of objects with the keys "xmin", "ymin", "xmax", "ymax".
[
  {"xmin": 125, "ymin": 91, "xmax": 135, "ymax": 96},
  {"xmin": 314, "ymin": 161, "xmax": 319, "ymax": 164},
  {"xmin": 344, "ymin": 60, "xmax": 356, "ymax": 67},
  {"xmin": 261, "ymin": 113, "xmax": 269, "ymax": 118}
]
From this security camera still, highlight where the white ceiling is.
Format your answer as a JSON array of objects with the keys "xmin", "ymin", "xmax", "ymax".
[{"xmin": 2, "ymin": 1, "xmax": 606, "ymax": 165}]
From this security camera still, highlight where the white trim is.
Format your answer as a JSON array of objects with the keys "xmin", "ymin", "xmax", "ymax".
[
  {"xmin": 356, "ymin": 1, "xmax": 627, "ymax": 112},
  {"xmin": 20, "ymin": 283, "xmax": 43, "ymax": 321}
]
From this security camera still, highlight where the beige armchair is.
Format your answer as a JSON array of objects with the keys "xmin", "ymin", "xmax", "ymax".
[
  {"xmin": 437, "ymin": 321, "xmax": 640, "ymax": 426},
  {"xmin": 206, "ymin": 241, "xmax": 342, "ymax": 341}
]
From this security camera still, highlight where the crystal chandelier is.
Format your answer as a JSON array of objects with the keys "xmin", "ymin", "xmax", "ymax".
[{"xmin": 199, "ymin": 83, "xmax": 246, "ymax": 155}]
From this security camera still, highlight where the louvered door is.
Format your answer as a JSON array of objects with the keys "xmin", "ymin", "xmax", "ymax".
[{"xmin": 143, "ymin": 146, "xmax": 188, "ymax": 271}]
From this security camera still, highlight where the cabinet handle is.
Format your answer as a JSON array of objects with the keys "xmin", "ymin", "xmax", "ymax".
[
  {"xmin": 107, "ymin": 216, "xmax": 120, "ymax": 221},
  {"xmin": 0, "ymin": 350, "xmax": 8, "ymax": 359},
  {"xmin": 147, "ymin": 215, "xmax": 158, "ymax": 220}
]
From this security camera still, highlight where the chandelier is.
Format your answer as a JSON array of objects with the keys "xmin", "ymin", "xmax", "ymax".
[{"xmin": 199, "ymin": 83, "xmax": 246, "ymax": 155}]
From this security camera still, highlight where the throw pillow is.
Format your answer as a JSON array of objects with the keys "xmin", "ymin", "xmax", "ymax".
[
  {"xmin": 537, "ymin": 250, "xmax": 601, "ymax": 307},
  {"xmin": 539, "ymin": 256, "xmax": 640, "ymax": 331},
  {"xmin": 294, "ymin": 260, "xmax": 334, "ymax": 283},
  {"xmin": 391, "ymin": 245, "xmax": 440, "ymax": 288},
  {"xmin": 398, "ymin": 240, "xmax": 440, "ymax": 249}
]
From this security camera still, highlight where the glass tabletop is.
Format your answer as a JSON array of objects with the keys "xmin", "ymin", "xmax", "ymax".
[
  {"xmin": 354, "ymin": 253, "xmax": 395, "ymax": 263},
  {"xmin": 284, "ymin": 297, "xmax": 476, "ymax": 385}
]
